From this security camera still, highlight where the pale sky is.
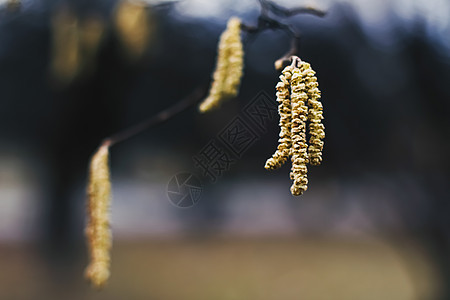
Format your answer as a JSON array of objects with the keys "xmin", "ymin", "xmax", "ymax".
[{"xmin": 161, "ymin": 0, "xmax": 450, "ymax": 54}]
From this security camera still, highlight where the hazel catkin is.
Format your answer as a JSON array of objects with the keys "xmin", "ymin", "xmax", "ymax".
[
  {"xmin": 265, "ymin": 56, "xmax": 324, "ymax": 196},
  {"xmin": 85, "ymin": 144, "xmax": 112, "ymax": 289},
  {"xmin": 265, "ymin": 65, "xmax": 293, "ymax": 170},
  {"xmin": 50, "ymin": 8, "xmax": 81, "ymax": 84},
  {"xmin": 301, "ymin": 62, "xmax": 325, "ymax": 166},
  {"xmin": 289, "ymin": 66, "xmax": 309, "ymax": 196},
  {"xmin": 199, "ymin": 17, "xmax": 244, "ymax": 113},
  {"xmin": 114, "ymin": 0, "xmax": 153, "ymax": 61}
]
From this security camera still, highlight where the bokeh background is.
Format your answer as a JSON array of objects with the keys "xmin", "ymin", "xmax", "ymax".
[{"xmin": 0, "ymin": 0, "xmax": 449, "ymax": 299}]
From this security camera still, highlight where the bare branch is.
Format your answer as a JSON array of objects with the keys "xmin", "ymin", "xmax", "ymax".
[
  {"xmin": 103, "ymin": 1, "xmax": 327, "ymax": 147},
  {"xmin": 243, "ymin": 1, "xmax": 326, "ymax": 71},
  {"xmin": 286, "ymin": 7, "xmax": 327, "ymax": 18},
  {"xmin": 274, "ymin": 36, "xmax": 299, "ymax": 71},
  {"xmin": 104, "ymin": 86, "xmax": 208, "ymax": 147},
  {"xmin": 258, "ymin": 0, "xmax": 326, "ymax": 18}
]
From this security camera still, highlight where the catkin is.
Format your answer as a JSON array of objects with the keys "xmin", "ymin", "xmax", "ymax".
[
  {"xmin": 265, "ymin": 56, "xmax": 324, "ymax": 196},
  {"xmin": 114, "ymin": 0, "xmax": 153, "ymax": 61},
  {"xmin": 302, "ymin": 62, "xmax": 325, "ymax": 165},
  {"xmin": 50, "ymin": 8, "xmax": 81, "ymax": 84},
  {"xmin": 199, "ymin": 17, "xmax": 244, "ymax": 113},
  {"xmin": 50, "ymin": 8, "xmax": 105, "ymax": 85},
  {"xmin": 265, "ymin": 65, "xmax": 293, "ymax": 169},
  {"xmin": 289, "ymin": 66, "xmax": 310, "ymax": 195},
  {"xmin": 85, "ymin": 144, "xmax": 112, "ymax": 289}
]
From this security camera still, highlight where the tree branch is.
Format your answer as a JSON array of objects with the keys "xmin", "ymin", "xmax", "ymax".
[
  {"xmin": 274, "ymin": 36, "xmax": 299, "ymax": 70},
  {"xmin": 242, "ymin": 1, "xmax": 326, "ymax": 71},
  {"xmin": 258, "ymin": 0, "xmax": 326, "ymax": 18},
  {"xmin": 100, "ymin": 1, "xmax": 327, "ymax": 148},
  {"xmin": 102, "ymin": 85, "xmax": 207, "ymax": 147}
]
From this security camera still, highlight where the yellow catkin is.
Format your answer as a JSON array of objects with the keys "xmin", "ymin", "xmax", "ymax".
[
  {"xmin": 302, "ymin": 62, "xmax": 325, "ymax": 166},
  {"xmin": 114, "ymin": 0, "xmax": 153, "ymax": 61},
  {"xmin": 50, "ymin": 10, "xmax": 105, "ymax": 85},
  {"xmin": 79, "ymin": 17, "xmax": 105, "ymax": 61},
  {"xmin": 265, "ymin": 56, "xmax": 324, "ymax": 196},
  {"xmin": 265, "ymin": 65, "xmax": 294, "ymax": 169},
  {"xmin": 50, "ymin": 8, "xmax": 81, "ymax": 84},
  {"xmin": 289, "ymin": 65, "xmax": 309, "ymax": 196},
  {"xmin": 199, "ymin": 17, "xmax": 244, "ymax": 113},
  {"xmin": 85, "ymin": 144, "xmax": 112, "ymax": 289}
]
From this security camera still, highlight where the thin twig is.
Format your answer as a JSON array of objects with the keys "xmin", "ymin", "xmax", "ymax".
[
  {"xmin": 286, "ymin": 7, "xmax": 327, "ymax": 18},
  {"xmin": 274, "ymin": 36, "xmax": 300, "ymax": 71},
  {"xmin": 258, "ymin": 0, "xmax": 326, "ymax": 18},
  {"xmin": 243, "ymin": 0, "xmax": 326, "ymax": 71},
  {"xmin": 103, "ymin": 86, "xmax": 207, "ymax": 147}
]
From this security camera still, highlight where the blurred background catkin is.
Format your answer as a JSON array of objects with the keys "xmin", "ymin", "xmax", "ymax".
[{"xmin": 0, "ymin": 0, "xmax": 449, "ymax": 299}]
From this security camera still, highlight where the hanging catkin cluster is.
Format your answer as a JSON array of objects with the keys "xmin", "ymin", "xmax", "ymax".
[
  {"xmin": 85, "ymin": 144, "xmax": 112, "ymax": 289},
  {"xmin": 265, "ymin": 57, "xmax": 324, "ymax": 196},
  {"xmin": 199, "ymin": 17, "xmax": 244, "ymax": 113}
]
